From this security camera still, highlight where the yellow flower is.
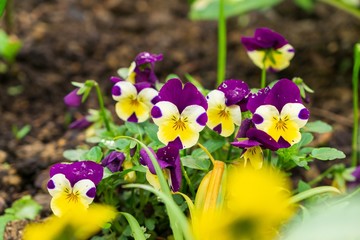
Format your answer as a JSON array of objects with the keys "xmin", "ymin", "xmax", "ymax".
[
  {"xmin": 23, "ymin": 204, "xmax": 117, "ymax": 240},
  {"xmin": 193, "ymin": 166, "xmax": 295, "ymax": 240}
]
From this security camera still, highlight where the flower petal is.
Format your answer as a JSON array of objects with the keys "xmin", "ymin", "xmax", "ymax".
[
  {"xmin": 217, "ymin": 79, "xmax": 250, "ymax": 106},
  {"xmin": 112, "ymin": 81, "xmax": 137, "ymax": 101},
  {"xmin": 47, "ymin": 174, "xmax": 71, "ymax": 198},
  {"xmin": 281, "ymin": 103, "xmax": 309, "ymax": 128}
]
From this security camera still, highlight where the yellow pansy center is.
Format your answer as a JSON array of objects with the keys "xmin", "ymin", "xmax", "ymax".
[
  {"xmin": 218, "ymin": 106, "xmax": 230, "ymax": 119},
  {"xmin": 274, "ymin": 115, "xmax": 289, "ymax": 131},
  {"xmin": 172, "ymin": 116, "xmax": 188, "ymax": 131},
  {"xmin": 64, "ymin": 187, "xmax": 80, "ymax": 203}
]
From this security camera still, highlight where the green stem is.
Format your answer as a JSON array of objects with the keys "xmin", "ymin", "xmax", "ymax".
[
  {"xmin": 319, "ymin": 0, "xmax": 360, "ymax": 20},
  {"xmin": 181, "ymin": 163, "xmax": 195, "ymax": 197},
  {"xmin": 216, "ymin": 0, "xmax": 226, "ymax": 86},
  {"xmin": 308, "ymin": 165, "xmax": 336, "ymax": 186},
  {"xmin": 94, "ymin": 82, "xmax": 111, "ymax": 132},
  {"xmin": 260, "ymin": 65, "xmax": 267, "ymax": 88},
  {"xmin": 351, "ymin": 44, "xmax": 360, "ymax": 167}
]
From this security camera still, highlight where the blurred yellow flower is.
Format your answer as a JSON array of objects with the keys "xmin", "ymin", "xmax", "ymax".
[
  {"xmin": 23, "ymin": 204, "xmax": 117, "ymax": 240},
  {"xmin": 193, "ymin": 166, "xmax": 295, "ymax": 240}
]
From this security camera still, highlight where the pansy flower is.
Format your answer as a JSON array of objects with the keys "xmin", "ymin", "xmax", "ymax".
[
  {"xmin": 69, "ymin": 116, "xmax": 92, "ymax": 129},
  {"xmin": 247, "ymin": 79, "xmax": 310, "ymax": 146},
  {"xmin": 47, "ymin": 161, "xmax": 103, "ymax": 217},
  {"xmin": 112, "ymin": 81, "xmax": 159, "ymax": 122},
  {"xmin": 206, "ymin": 80, "xmax": 250, "ymax": 137},
  {"xmin": 241, "ymin": 28, "xmax": 295, "ymax": 71},
  {"xmin": 101, "ymin": 151, "xmax": 126, "ymax": 173},
  {"xmin": 231, "ymin": 119, "xmax": 280, "ymax": 169},
  {"xmin": 151, "ymin": 78, "xmax": 208, "ymax": 149},
  {"xmin": 64, "ymin": 88, "xmax": 82, "ymax": 107},
  {"xmin": 139, "ymin": 145, "xmax": 181, "ymax": 192},
  {"xmin": 111, "ymin": 52, "xmax": 163, "ymax": 86}
]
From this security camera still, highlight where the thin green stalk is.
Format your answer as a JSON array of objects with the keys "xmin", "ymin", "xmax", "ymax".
[
  {"xmin": 94, "ymin": 82, "xmax": 111, "ymax": 132},
  {"xmin": 308, "ymin": 165, "xmax": 336, "ymax": 186},
  {"xmin": 260, "ymin": 65, "xmax": 267, "ymax": 88},
  {"xmin": 216, "ymin": 0, "xmax": 226, "ymax": 86},
  {"xmin": 181, "ymin": 163, "xmax": 195, "ymax": 197},
  {"xmin": 351, "ymin": 44, "xmax": 360, "ymax": 167}
]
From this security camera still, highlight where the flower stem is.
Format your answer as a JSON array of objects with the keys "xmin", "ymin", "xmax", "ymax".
[
  {"xmin": 351, "ymin": 44, "xmax": 360, "ymax": 167},
  {"xmin": 260, "ymin": 66, "xmax": 267, "ymax": 88},
  {"xmin": 181, "ymin": 163, "xmax": 195, "ymax": 197},
  {"xmin": 216, "ymin": 0, "xmax": 226, "ymax": 86},
  {"xmin": 94, "ymin": 82, "xmax": 111, "ymax": 132}
]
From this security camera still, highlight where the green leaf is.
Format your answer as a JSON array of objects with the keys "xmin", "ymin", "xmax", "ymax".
[
  {"xmin": 113, "ymin": 139, "xmax": 131, "ymax": 150},
  {"xmin": 0, "ymin": 30, "xmax": 22, "ymax": 63},
  {"xmin": 85, "ymin": 146, "xmax": 103, "ymax": 162},
  {"xmin": 12, "ymin": 124, "xmax": 31, "ymax": 140},
  {"xmin": 63, "ymin": 149, "xmax": 88, "ymax": 161},
  {"xmin": 0, "ymin": 0, "xmax": 6, "ymax": 18},
  {"xmin": 298, "ymin": 132, "xmax": 314, "ymax": 147},
  {"xmin": 297, "ymin": 180, "xmax": 311, "ymax": 193},
  {"xmin": 181, "ymin": 156, "xmax": 210, "ymax": 170},
  {"xmin": 304, "ymin": 121, "xmax": 333, "ymax": 133},
  {"xmin": 294, "ymin": 0, "xmax": 315, "ymax": 11},
  {"xmin": 5, "ymin": 195, "xmax": 42, "ymax": 220},
  {"xmin": 290, "ymin": 186, "xmax": 341, "ymax": 203},
  {"xmin": 190, "ymin": 0, "xmax": 281, "ymax": 20},
  {"xmin": 311, "ymin": 147, "xmax": 346, "ymax": 160},
  {"xmin": 145, "ymin": 218, "xmax": 155, "ymax": 231},
  {"xmin": 165, "ymin": 73, "xmax": 180, "ymax": 81},
  {"xmin": 125, "ymin": 122, "xmax": 144, "ymax": 136},
  {"xmin": 143, "ymin": 124, "xmax": 161, "ymax": 144},
  {"xmin": 120, "ymin": 212, "xmax": 147, "ymax": 240}
]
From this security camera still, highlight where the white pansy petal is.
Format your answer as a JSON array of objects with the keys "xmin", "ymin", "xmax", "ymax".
[
  {"xmin": 72, "ymin": 179, "xmax": 96, "ymax": 206},
  {"xmin": 138, "ymin": 88, "xmax": 158, "ymax": 108},
  {"xmin": 151, "ymin": 101, "xmax": 180, "ymax": 126},
  {"xmin": 248, "ymin": 50, "xmax": 266, "ymax": 69},
  {"xmin": 207, "ymin": 90, "xmax": 226, "ymax": 108},
  {"xmin": 47, "ymin": 174, "xmax": 71, "ymax": 198},
  {"xmin": 228, "ymin": 105, "xmax": 242, "ymax": 126},
  {"xmin": 181, "ymin": 105, "xmax": 207, "ymax": 132},
  {"xmin": 112, "ymin": 81, "xmax": 137, "ymax": 101},
  {"xmin": 253, "ymin": 105, "xmax": 279, "ymax": 131},
  {"xmin": 281, "ymin": 103, "xmax": 309, "ymax": 128}
]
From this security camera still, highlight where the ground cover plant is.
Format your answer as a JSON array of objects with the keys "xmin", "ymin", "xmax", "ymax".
[{"xmin": 1, "ymin": 0, "xmax": 360, "ymax": 240}]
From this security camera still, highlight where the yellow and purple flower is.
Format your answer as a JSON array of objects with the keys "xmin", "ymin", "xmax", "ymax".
[
  {"xmin": 47, "ymin": 161, "xmax": 103, "ymax": 217},
  {"xmin": 111, "ymin": 52, "xmax": 163, "ymax": 86},
  {"xmin": 112, "ymin": 81, "xmax": 159, "ymax": 122},
  {"xmin": 206, "ymin": 80, "xmax": 249, "ymax": 137},
  {"xmin": 247, "ymin": 79, "xmax": 310, "ymax": 146},
  {"xmin": 151, "ymin": 78, "xmax": 208, "ymax": 149},
  {"xmin": 241, "ymin": 28, "xmax": 294, "ymax": 71},
  {"xmin": 139, "ymin": 145, "xmax": 181, "ymax": 192}
]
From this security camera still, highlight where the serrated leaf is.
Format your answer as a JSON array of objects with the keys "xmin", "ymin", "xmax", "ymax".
[
  {"xmin": 304, "ymin": 121, "xmax": 333, "ymax": 133},
  {"xmin": 181, "ymin": 156, "xmax": 210, "ymax": 170},
  {"xmin": 85, "ymin": 146, "xmax": 103, "ymax": 162},
  {"xmin": 63, "ymin": 149, "xmax": 88, "ymax": 161},
  {"xmin": 311, "ymin": 148, "xmax": 346, "ymax": 160}
]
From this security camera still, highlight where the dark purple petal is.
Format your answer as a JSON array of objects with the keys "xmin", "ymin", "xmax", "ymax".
[
  {"xmin": 168, "ymin": 137, "xmax": 183, "ymax": 149},
  {"xmin": 246, "ymin": 129, "xmax": 279, "ymax": 151},
  {"xmin": 134, "ymin": 82, "xmax": 152, "ymax": 92},
  {"xmin": 196, "ymin": 112, "xmax": 208, "ymax": 126},
  {"xmin": 151, "ymin": 106, "xmax": 162, "ymax": 118},
  {"xmin": 252, "ymin": 114, "xmax": 263, "ymax": 124},
  {"xmin": 352, "ymin": 167, "xmax": 360, "ymax": 180},
  {"xmin": 277, "ymin": 137, "xmax": 292, "ymax": 148},
  {"xmin": 50, "ymin": 161, "xmax": 103, "ymax": 186},
  {"xmin": 127, "ymin": 113, "xmax": 138, "ymax": 122},
  {"xmin": 231, "ymin": 139, "xmax": 261, "ymax": 148},
  {"xmin": 169, "ymin": 155, "xmax": 182, "ymax": 192},
  {"xmin": 101, "ymin": 151, "xmax": 126, "ymax": 173},
  {"xmin": 86, "ymin": 187, "xmax": 96, "ymax": 198},
  {"xmin": 217, "ymin": 80, "xmax": 250, "ymax": 106},
  {"xmin": 299, "ymin": 108, "xmax": 310, "ymax": 120},
  {"xmin": 236, "ymin": 118, "xmax": 253, "ymax": 139},
  {"xmin": 69, "ymin": 117, "xmax": 92, "ymax": 129},
  {"xmin": 135, "ymin": 52, "xmax": 163, "ymax": 66},
  {"xmin": 130, "ymin": 145, "xmax": 137, "ymax": 157},
  {"xmin": 241, "ymin": 27, "xmax": 288, "ymax": 51},
  {"xmin": 47, "ymin": 179, "xmax": 55, "ymax": 189},
  {"xmin": 112, "ymin": 85, "xmax": 121, "ymax": 96},
  {"xmin": 157, "ymin": 146, "xmax": 179, "ymax": 167},
  {"xmin": 64, "ymin": 88, "xmax": 82, "ymax": 107},
  {"xmin": 213, "ymin": 124, "xmax": 222, "ymax": 134},
  {"xmin": 264, "ymin": 79, "xmax": 302, "ymax": 112},
  {"xmin": 139, "ymin": 147, "xmax": 171, "ymax": 174},
  {"xmin": 158, "ymin": 79, "xmax": 207, "ymax": 113},
  {"xmin": 110, "ymin": 76, "xmax": 122, "ymax": 83},
  {"xmin": 246, "ymin": 87, "xmax": 270, "ymax": 113}
]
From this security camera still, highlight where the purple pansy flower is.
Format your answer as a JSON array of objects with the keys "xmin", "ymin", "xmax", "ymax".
[
  {"xmin": 151, "ymin": 78, "xmax": 208, "ymax": 149},
  {"xmin": 64, "ymin": 88, "xmax": 82, "ymax": 107},
  {"xmin": 112, "ymin": 81, "xmax": 159, "ymax": 123},
  {"xmin": 69, "ymin": 116, "xmax": 92, "ymax": 129},
  {"xmin": 101, "ymin": 151, "xmax": 126, "ymax": 173},
  {"xmin": 206, "ymin": 80, "xmax": 250, "ymax": 137},
  {"xmin": 247, "ymin": 79, "xmax": 310, "ymax": 146},
  {"xmin": 111, "ymin": 52, "xmax": 163, "ymax": 86},
  {"xmin": 139, "ymin": 146, "xmax": 181, "ymax": 192},
  {"xmin": 241, "ymin": 28, "xmax": 295, "ymax": 71},
  {"xmin": 47, "ymin": 161, "xmax": 103, "ymax": 217}
]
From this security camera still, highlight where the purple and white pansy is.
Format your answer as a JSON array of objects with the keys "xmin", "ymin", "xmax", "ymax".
[
  {"xmin": 111, "ymin": 52, "xmax": 163, "ymax": 86},
  {"xmin": 231, "ymin": 119, "xmax": 280, "ymax": 169},
  {"xmin": 47, "ymin": 161, "xmax": 103, "ymax": 217},
  {"xmin": 139, "ymin": 145, "xmax": 181, "ymax": 192},
  {"xmin": 206, "ymin": 80, "xmax": 250, "ymax": 137},
  {"xmin": 241, "ymin": 28, "xmax": 295, "ymax": 72},
  {"xmin": 112, "ymin": 81, "xmax": 159, "ymax": 123},
  {"xmin": 247, "ymin": 79, "xmax": 310, "ymax": 146},
  {"xmin": 151, "ymin": 78, "xmax": 208, "ymax": 149}
]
